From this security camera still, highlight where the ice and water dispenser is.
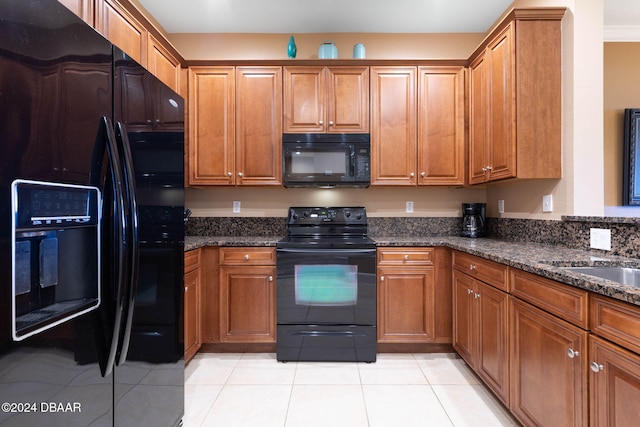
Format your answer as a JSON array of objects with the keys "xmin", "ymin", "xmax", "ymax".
[{"xmin": 12, "ymin": 180, "xmax": 101, "ymax": 340}]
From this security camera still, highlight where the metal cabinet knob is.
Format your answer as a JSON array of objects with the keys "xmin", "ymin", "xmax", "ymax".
[
  {"xmin": 467, "ymin": 288, "xmax": 473, "ymax": 295},
  {"xmin": 381, "ymin": 276, "xmax": 385, "ymax": 281},
  {"xmin": 244, "ymin": 254, "xmax": 250, "ymax": 260},
  {"xmin": 474, "ymin": 293, "xmax": 481, "ymax": 299},
  {"xmin": 329, "ymin": 120, "xmax": 334, "ymax": 126},
  {"xmin": 421, "ymin": 172, "xmax": 426, "ymax": 177},
  {"xmin": 227, "ymin": 172, "xmax": 232, "ymax": 177},
  {"xmin": 238, "ymin": 172, "xmax": 243, "ymax": 177},
  {"xmin": 590, "ymin": 361, "xmax": 604, "ymax": 373},
  {"xmin": 404, "ymin": 255, "xmax": 409, "ymax": 260},
  {"xmin": 469, "ymin": 264, "xmax": 476, "ymax": 271},
  {"xmin": 319, "ymin": 120, "xmax": 324, "ymax": 125},
  {"xmin": 268, "ymin": 276, "xmax": 273, "ymax": 282},
  {"xmin": 567, "ymin": 348, "xmax": 579, "ymax": 359},
  {"xmin": 410, "ymin": 172, "xmax": 415, "ymax": 177}
]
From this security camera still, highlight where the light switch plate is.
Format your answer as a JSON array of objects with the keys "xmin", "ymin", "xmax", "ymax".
[
  {"xmin": 498, "ymin": 200, "xmax": 504, "ymax": 214},
  {"xmin": 233, "ymin": 201, "xmax": 241, "ymax": 213},
  {"xmin": 590, "ymin": 228, "xmax": 611, "ymax": 251}
]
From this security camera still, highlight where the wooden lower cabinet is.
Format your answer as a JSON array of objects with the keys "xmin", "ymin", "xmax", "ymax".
[
  {"xmin": 218, "ymin": 248, "xmax": 276, "ymax": 343},
  {"xmin": 453, "ymin": 270, "xmax": 509, "ymax": 405},
  {"xmin": 184, "ymin": 249, "xmax": 202, "ymax": 363},
  {"xmin": 509, "ymin": 297, "xmax": 588, "ymax": 427},
  {"xmin": 589, "ymin": 335, "xmax": 640, "ymax": 427},
  {"xmin": 376, "ymin": 247, "xmax": 452, "ymax": 346}
]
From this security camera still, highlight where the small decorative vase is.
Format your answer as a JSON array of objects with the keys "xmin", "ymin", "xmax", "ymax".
[{"xmin": 287, "ymin": 35, "xmax": 297, "ymax": 59}]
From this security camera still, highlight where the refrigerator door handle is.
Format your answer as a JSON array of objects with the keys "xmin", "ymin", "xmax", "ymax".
[
  {"xmin": 114, "ymin": 121, "xmax": 139, "ymax": 366},
  {"xmin": 96, "ymin": 116, "xmax": 130, "ymax": 377}
]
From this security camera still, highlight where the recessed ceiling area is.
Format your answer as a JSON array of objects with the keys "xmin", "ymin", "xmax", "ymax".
[{"xmin": 137, "ymin": 0, "xmax": 640, "ymax": 39}]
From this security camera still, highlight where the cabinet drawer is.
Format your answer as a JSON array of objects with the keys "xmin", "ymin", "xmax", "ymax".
[
  {"xmin": 219, "ymin": 247, "xmax": 276, "ymax": 265},
  {"xmin": 377, "ymin": 248, "xmax": 434, "ymax": 265},
  {"xmin": 591, "ymin": 294, "xmax": 640, "ymax": 354},
  {"xmin": 184, "ymin": 249, "xmax": 201, "ymax": 273},
  {"xmin": 452, "ymin": 251, "xmax": 509, "ymax": 291},
  {"xmin": 510, "ymin": 269, "xmax": 589, "ymax": 329}
]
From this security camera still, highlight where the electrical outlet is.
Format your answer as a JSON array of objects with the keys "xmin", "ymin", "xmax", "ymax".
[
  {"xmin": 232, "ymin": 201, "xmax": 241, "ymax": 213},
  {"xmin": 406, "ymin": 201, "xmax": 414, "ymax": 213},
  {"xmin": 590, "ymin": 228, "xmax": 611, "ymax": 251},
  {"xmin": 498, "ymin": 200, "xmax": 504, "ymax": 214},
  {"xmin": 542, "ymin": 194, "xmax": 553, "ymax": 213}
]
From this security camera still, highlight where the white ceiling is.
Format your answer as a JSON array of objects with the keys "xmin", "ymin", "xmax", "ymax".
[{"xmin": 137, "ymin": 0, "xmax": 640, "ymax": 40}]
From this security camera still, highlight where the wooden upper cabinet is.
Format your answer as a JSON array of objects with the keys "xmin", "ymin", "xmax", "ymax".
[
  {"xmin": 370, "ymin": 66, "xmax": 417, "ymax": 185},
  {"xmin": 96, "ymin": 0, "xmax": 147, "ymax": 66},
  {"xmin": 284, "ymin": 66, "xmax": 369, "ymax": 133},
  {"xmin": 417, "ymin": 66, "xmax": 465, "ymax": 185},
  {"xmin": 188, "ymin": 66, "xmax": 235, "ymax": 185},
  {"xmin": 58, "ymin": 0, "xmax": 94, "ymax": 25},
  {"xmin": 235, "ymin": 66, "xmax": 282, "ymax": 185},
  {"xmin": 188, "ymin": 66, "xmax": 282, "ymax": 186},
  {"xmin": 468, "ymin": 9, "xmax": 564, "ymax": 184},
  {"xmin": 147, "ymin": 33, "xmax": 181, "ymax": 93}
]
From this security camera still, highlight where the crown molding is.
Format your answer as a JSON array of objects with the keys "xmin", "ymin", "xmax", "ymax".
[{"xmin": 604, "ymin": 25, "xmax": 640, "ymax": 42}]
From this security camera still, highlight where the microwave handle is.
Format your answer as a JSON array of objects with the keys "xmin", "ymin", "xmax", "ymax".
[{"xmin": 350, "ymin": 148, "xmax": 355, "ymax": 177}]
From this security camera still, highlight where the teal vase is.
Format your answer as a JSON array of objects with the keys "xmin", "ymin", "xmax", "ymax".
[{"xmin": 287, "ymin": 35, "xmax": 297, "ymax": 59}]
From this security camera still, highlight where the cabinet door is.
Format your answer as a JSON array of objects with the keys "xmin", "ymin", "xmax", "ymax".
[
  {"xmin": 452, "ymin": 270, "xmax": 476, "ymax": 366},
  {"xmin": 283, "ymin": 66, "xmax": 324, "ymax": 132},
  {"xmin": 476, "ymin": 282, "xmax": 509, "ymax": 405},
  {"xmin": 184, "ymin": 267, "xmax": 201, "ymax": 362},
  {"xmin": 326, "ymin": 66, "xmax": 369, "ymax": 133},
  {"xmin": 486, "ymin": 24, "xmax": 516, "ymax": 182},
  {"xmin": 188, "ymin": 66, "xmax": 235, "ymax": 185},
  {"xmin": 58, "ymin": 0, "xmax": 94, "ymax": 25},
  {"xmin": 235, "ymin": 67, "xmax": 282, "ymax": 185},
  {"xmin": 589, "ymin": 335, "xmax": 640, "ymax": 427},
  {"xmin": 510, "ymin": 298, "xmax": 587, "ymax": 427},
  {"xmin": 377, "ymin": 266, "xmax": 435, "ymax": 343},
  {"xmin": 96, "ymin": 0, "xmax": 147, "ymax": 65},
  {"xmin": 370, "ymin": 66, "xmax": 417, "ymax": 185},
  {"xmin": 147, "ymin": 33, "xmax": 181, "ymax": 93},
  {"xmin": 219, "ymin": 266, "xmax": 276, "ymax": 343},
  {"xmin": 468, "ymin": 54, "xmax": 489, "ymax": 184},
  {"xmin": 417, "ymin": 66, "xmax": 464, "ymax": 185}
]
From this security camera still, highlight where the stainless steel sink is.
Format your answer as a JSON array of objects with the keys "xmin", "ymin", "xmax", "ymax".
[{"xmin": 564, "ymin": 266, "xmax": 640, "ymax": 287}]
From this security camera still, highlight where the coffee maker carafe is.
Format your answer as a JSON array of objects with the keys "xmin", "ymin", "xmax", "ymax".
[{"xmin": 461, "ymin": 203, "xmax": 486, "ymax": 238}]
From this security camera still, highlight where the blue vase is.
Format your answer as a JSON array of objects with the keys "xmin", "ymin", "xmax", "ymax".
[{"xmin": 288, "ymin": 35, "xmax": 297, "ymax": 59}]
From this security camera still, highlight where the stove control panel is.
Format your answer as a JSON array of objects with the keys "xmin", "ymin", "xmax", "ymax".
[{"xmin": 288, "ymin": 207, "xmax": 367, "ymax": 225}]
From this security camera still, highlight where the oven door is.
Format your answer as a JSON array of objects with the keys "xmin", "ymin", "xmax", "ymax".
[{"xmin": 276, "ymin": 247, "xmax": 376, "ymax": 325}]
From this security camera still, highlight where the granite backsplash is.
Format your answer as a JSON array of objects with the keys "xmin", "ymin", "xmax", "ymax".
[{"xmin": 186, "ymin": 216, "xmax": 640, "ymax": 260}]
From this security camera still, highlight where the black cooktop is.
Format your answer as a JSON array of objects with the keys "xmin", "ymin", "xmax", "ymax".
[{"xmin": 277, "ymin": 207, "xmax": 375, "ymax": 250}]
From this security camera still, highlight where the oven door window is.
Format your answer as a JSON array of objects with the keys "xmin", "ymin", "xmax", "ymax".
[{"xmin": 295, "ymin": 265, "xmax": 357, "ymax": 306}]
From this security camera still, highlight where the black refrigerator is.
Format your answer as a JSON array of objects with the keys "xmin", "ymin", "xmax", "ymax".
[{"xmin": 0, "ymin": 0, "xmax": 185, "ymax": 425}]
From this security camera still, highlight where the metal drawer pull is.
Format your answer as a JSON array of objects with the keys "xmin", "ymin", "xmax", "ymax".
[
  {"xmin": 469, "ymin": 264, "xmax": 476, "ymax": 271},
  {"xmin": 567, "ymin": 348, "xmax": 579, "ymax": 358},
  {"xmin": 590, "ymin": 361, "xmax": 604, "ymax": 373},
  {"xmin": 244, "ymin": 254, "xmax": 250, "ymax": 260}
]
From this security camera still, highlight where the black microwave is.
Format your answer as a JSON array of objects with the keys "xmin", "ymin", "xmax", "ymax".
[{"xmin": 282, "ymin": 133, "xmax": 370, "ymax": 187}]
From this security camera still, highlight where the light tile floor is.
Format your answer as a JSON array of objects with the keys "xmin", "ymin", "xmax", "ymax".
[{"xmin": 184, "ymin": 353, "xmax": 520, "ymax": 427}]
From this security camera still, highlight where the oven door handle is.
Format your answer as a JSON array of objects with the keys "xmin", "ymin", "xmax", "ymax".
[
  {"xmin": 276, "ymin": 248, "xmax": 376, "ymax": 254},
  {"xmin": 290, "ymin": 330, "xmax": 368, "ymax": 337}
]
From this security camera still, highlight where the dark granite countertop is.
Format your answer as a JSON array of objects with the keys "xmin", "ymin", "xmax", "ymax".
[{"xmin": 185, "ymin": 235, "xmax": 640, "ymax": 307}]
